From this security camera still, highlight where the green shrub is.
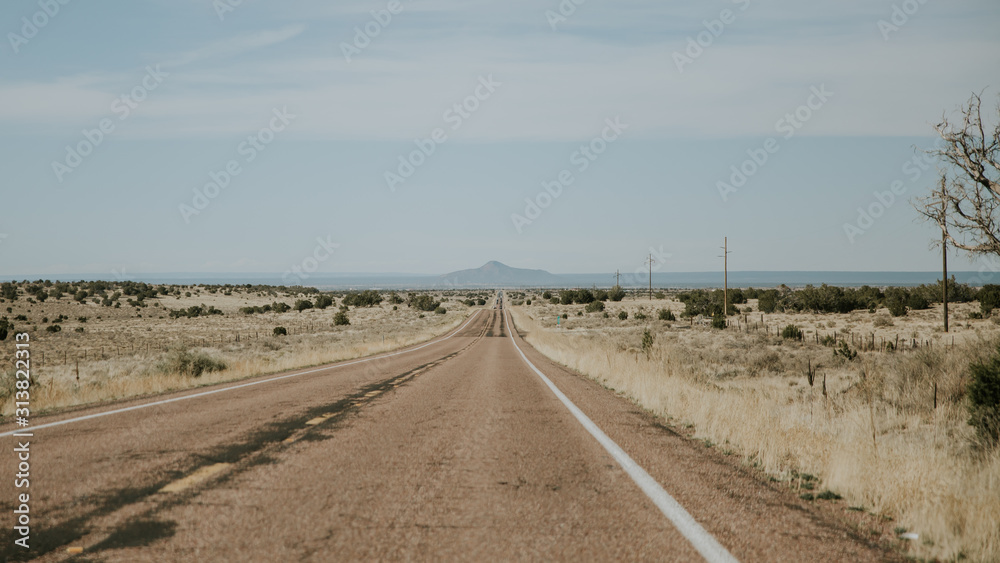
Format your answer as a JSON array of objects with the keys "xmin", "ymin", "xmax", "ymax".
[
  {"xmin": 0, "ymin": 317, "xmax": 11, "ymax": 341},
  {"xmin": 434, "ymin": 306, "xmax": 446, "ymax": 315},
  {"xmin": 756, "ymin": 289, "xmax": 780, "ymax": 313},
  {"xmin": 1, "ymin": 283, "xmax": 17, "ymax": 301},
  {"xmin": 980, "ymin": 285, "xmax": 1000, "ymax": 315},
  {"xmin": 608, "ymin": 286, "xmax": 626, "ymax": 302},
  {"xmin": 641, "ymin": 329, "xmax": 654, "ymax": 354},
  {"xmin": 711, "ymin": 313, "xmax": 726, "ymax": 330},
  {"xmin": 781, "ymin": 324, "xmax": 802, "ymax": 340},
  {"xmin": 273, "ymin": 326, "xmax": 287, "ymax": 336},
  {"xmin": 343, "ymin": 290, "xmax": 382, "ymax": 308},
  {"xmin": 476, "ymin": 298, "xmax": 486, "ymax": 306},
  {"xmin": 618, "ymin": 310, "xmax": 628, "ymax": 320},
  {"xmin": 46, "ymin": 324, "xmax": 62, "ymax": 333},
  {"xmin": 542, "ymin": 291, "xmax": 552, "ymax": 300},
  {"xmin": 408, "ymin": 294, "xmax": 440, "ymax": 312},
  {"xmin": 74, "ymin": 327, "xmax": 84, "ymax": 333},
  {"xmin": 968, "ymin": 347, "xmax": 1000, "ymax": 448},
  {"xmin": 886, "ymin": 298, "xmax": 908, "ymax": 317},
  {"xmin": 333, "ymin": 311, "xmax": 350, "ymax": 326},
  {"xmin": 294, "ymin": 299, "xmax": 314, "ymax": 312},
  {"xmin": 585, "ymin": 301, "xmax": 605, "ymax": 313},
  {"xmin": 634, "ymin": 312, "xmax": 647, "ymax": 321},
  {"xmin": 658, "ymin": 309, "xmax": 675, "ymax": 321},
  {"xmin": 388, "ymin": 293, "xmax": 404, "ymax": 305},
  {"xmin": 315, "ymin": 295, "xmax": 334, "ymax": 309}
]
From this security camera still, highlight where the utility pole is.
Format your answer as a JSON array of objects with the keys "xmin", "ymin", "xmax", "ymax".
[
  {"xmin": 615, "ymin": 270, "xmax": 620, "ymax": 287},
  {"xmin": 645, "ymin": 254, "xmax": 654, "ymax": 300},
  {"xmin": 720, "ymin": 237, "xmax": 731, "ymax": 316},
  {"xmin": 941, "ymin": 197, "xmax": 949, "ymax": 333}
]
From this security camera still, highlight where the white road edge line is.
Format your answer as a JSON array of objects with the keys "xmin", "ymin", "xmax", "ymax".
[
  {"xmin": 0, "ymin": 309, "xmax": 484, "ymax": 438},
  {"xmin": 503, "ymin": 308, "xmax": 738, "ymax": 563}
]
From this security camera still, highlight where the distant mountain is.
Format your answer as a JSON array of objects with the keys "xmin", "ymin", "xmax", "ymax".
[{"xmin": 439, "ymin": 261, "xmax": 562, "ymax": 287}]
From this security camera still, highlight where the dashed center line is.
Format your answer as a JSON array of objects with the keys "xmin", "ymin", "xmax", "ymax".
[{"xmin": 159, "ymin": 463, "xmax": 232, "ymax": 494}]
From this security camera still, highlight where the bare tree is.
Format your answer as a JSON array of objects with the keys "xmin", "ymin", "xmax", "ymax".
[{"xmin": 915, "ymin": 92, "xmax": 1000, "ymax": 255}]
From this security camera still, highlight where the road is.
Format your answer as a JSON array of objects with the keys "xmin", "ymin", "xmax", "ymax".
[{"xmin": 1, "ymin": 295, "xmax": 896, "ymax": 562}]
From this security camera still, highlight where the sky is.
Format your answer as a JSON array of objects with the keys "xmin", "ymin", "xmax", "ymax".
[{"xmin": 1, "ymin": 0, "xmax": 999, "ymax": 278}]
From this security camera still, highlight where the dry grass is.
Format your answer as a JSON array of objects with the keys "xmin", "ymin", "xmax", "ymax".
[
  {"xmin": 512, "ymin": 296, "xmax": 1000, "ymax": 562},
  {"xmin": 1, "ymin": 289, "xmax": 477, "ymax": 415}
]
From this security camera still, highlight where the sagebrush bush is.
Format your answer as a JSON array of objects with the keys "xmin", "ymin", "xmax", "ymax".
[
  {"xmin": 273, "ymin": 326, "xmax": 287, "ymax": 336},
  {"xmin": 658, "ymin": 308, "xmax": 676, "ymax": 321},
  {"xmin": 333, "ymin": 311, "xmax": 350, "ymax": 326},
  {"xmin": 161, "ymin": 349, "xmax": 226, "ymax": 378},
  {"xmin": 585, "ymin": 301, "xmax": 605, "ymax": 313},
  {"xmin": 618, "ymin": 310, "xmax": 628, "ymax": 320},
  {"xmin": 434, "ymin": 307, "xmax": 447, "ymax": 315},
  {"xmin": 873, "ymin": 313, "xmax": 894, "ymax": 328}
]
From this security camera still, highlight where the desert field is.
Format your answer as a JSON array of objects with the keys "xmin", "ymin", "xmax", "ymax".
[
  {"xmin": 0, "ymin": 282, "xmax": 489, "ymax": 416},
  {"xmin": 510, "ymin": 291, "xmax": 1000, "ymax": 562}
]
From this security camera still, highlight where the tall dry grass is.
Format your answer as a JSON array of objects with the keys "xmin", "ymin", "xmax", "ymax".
[{"xmin": 511, "ymin": 305, "xmax": 1000, "ymax": 561}]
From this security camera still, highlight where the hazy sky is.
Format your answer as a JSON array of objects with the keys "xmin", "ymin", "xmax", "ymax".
[{"xmin": 1, "ymin": 0, "xmax": 999, "ymax": 277}]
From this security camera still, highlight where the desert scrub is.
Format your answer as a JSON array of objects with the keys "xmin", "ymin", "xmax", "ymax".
[
  {"xmin": 159, "ymin": 348, "xmax": 227, "ymax": 378},
  {"xmin": 968, "ymin": 346, "xmax": 1000, "ymax": 449}
]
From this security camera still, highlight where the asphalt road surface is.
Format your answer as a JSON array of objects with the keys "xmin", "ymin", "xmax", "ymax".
[{"xmin": 1, "ymin": 297, "xmax": 897, "ymax": 562}]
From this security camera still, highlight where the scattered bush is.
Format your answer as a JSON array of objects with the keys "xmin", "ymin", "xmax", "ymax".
[
  {"xmin": 781, "ymin": 324, "xmax": 802, "ymax": 340},
  {"xmin": 294, "ymin": 299, "xmax": 314, "ymax": 312},
  {"xmin": 608, "ymin": 286, "xmax": 626, "ymax": 302},
  {"xmin": 968, "ymin": 347, "xmax": 1000, "ymax": 448},
  {"xmin": 585, "ymin": 301, "xmax": 605, "ymax": 313},
  {"xmin": 0, "ymin": 317, "xmax": 11, "ymax": 341},
  {"xmin": 834, "ymin": 341, "xmax": 858, "ymax": 361},
  {"xmin": 434, "ymin": 307, "xmax": 447, "ymax": 315},
  {"xmin": 476, "ymin": 298, "xmax": 486, "ymax": 306},
  {"xmin": 408, "ymin": 294, "xmax": 440, "ymax": 312},
  {"xmin": 273, "ymin": 326, "xmax": 287, "ymax": 336},
  {"xmin": 315, "ymin": 295, "xmax": 334, "ymax": 309},
  {"xmin": 343, "ymin": 290, "xmax": 383, "ymax": 308},
  {"xmin": 711, "ymin": 313, "xmax": 726, "ymax": 330},
  {"xmin": 641, "ymin": 329, "xmax": 654, "ymax": 355},
  {"xmin": 74, "ymin": 327, "xmax": 84, "ymax": 333},
  {"xmin": 658, "ymin": 308, "xmax": 676, "ymax": 321},
  {"xmin": 618, "ymin": 310, "xmax": 628, "ymax": 320},
  {"xmin": 169, "ymin": 304, "xmax": 224, "ymax": 319},
  {"xmin": 873, "ymin": 314, "xmax": 894, "ymax": 328},
  {"xmin": 45, "ymin": 324, "xmax": 62, "ymax": 333},
  {"xmin": 162, "ymin": 349, "xmax": 227, "ymax": 377},
  {"xmin": 333, "ymin": 311, "xmax": 351, "ymax": 326},
  {"xmin": 634, "ymin": 312, "xmax": 648, "ymax": 321},
  {"xmin": 980, "ymin": 285, "xmax": 1000, "ymax": 315}
]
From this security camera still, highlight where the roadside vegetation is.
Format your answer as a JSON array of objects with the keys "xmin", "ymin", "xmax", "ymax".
[
  {"xmin": 512, "ymin": 288, "xmax": 1000, "ymax": 561},
  {"xmin": 0, "ymin": 282, "xmax": 490, "ymax": 415}
]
